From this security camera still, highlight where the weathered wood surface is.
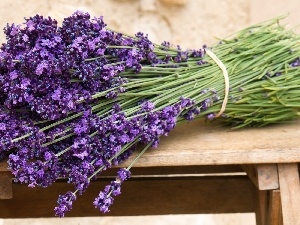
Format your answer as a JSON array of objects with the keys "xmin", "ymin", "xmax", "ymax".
[
  {"xmin": 241, "ymin": 164, "xmax": 279, "ymax": 190},
  {"xmin": 0, "ymin": 161, "xmax": 243, "ymax": 175},
  {"xmin": 121, "ymin": 119, "xmax": 300, "ymax": 167},
  {"xmin": 256, "ymin": 189, "xmax": 283, "ymax": 225},
  {"xmin": 278, "ymin": 163, "xmax": 300, "ymax": 225},
  {"xmin": 0, "ymin": 172, "xmax": 12, "ymax": 199},
  {"xmin": 266, "ymin": 190, "xmax": 283, "ymax": 225},
  {"xmin": 255, "ymin": 190, "xmax": 266, "ymax": 225},
  {"xmin": 0, "ymin": 161, "xmax": 8, "ymax": 172},
  {"xmin": 255, "ymin": 165, "xmax": 279, "ymax": 190},
  {"xmin": 0, "ymin": 175, "xmax": 255, "ymax": 218}
]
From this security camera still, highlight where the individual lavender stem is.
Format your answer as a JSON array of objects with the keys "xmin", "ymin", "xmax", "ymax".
[{"xmin": 126, "ymin": 141, "xmax": 153, "ymax": 170}]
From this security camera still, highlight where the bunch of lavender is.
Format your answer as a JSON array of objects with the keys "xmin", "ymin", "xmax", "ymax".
[{"xmin": 0, "ymin": 11, "xmax": 300, "ymax": 217}]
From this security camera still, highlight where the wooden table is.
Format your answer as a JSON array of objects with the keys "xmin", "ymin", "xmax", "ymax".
[{"xmin": 0, "ymin": 119, "xmax": 299, "ymax": 225}]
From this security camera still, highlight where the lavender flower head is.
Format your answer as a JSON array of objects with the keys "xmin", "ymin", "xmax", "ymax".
[
  {"xmin": 0, "ymin": 10, "xmax": 157, "ymax": 120},
  {"xmin": 54, "ymin": 191, "xmax": 77, "ymax": 218},
  {"xmin": 93, "ymin": 168, "xmax": 131, "ymax": 213}
]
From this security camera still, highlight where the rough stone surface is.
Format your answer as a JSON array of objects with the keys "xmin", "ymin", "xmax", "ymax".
[
  {"xmin": 0, "ymin": 0, "xmax": 299, "ymax": 224},
  {"xmin": 0, "ymin": 0, "xmax": 298, "ymax": 49},
  {"xmin": 0, "ymin": 0, "xmax": 250, "ymax": 48}
]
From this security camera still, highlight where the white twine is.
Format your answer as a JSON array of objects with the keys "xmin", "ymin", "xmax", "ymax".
[{"xmin": 205, "ymin": 49, "xmax": 229, "ymax": 117}]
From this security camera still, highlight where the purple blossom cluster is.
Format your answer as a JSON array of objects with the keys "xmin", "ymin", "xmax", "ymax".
[
  {"xmin": 0, "ymin": 11, "xmax": 207, "ymax": 218},
  {"xmin": 6, "ymin": 95, "xmax": 195, "ymax": 217},
  {"xmin": 0, "ymin": 11, "xmax": 157, "ymax": 120},
  {"xmin": 92, "ymin": 168, "xmax": 131, "ymax": 213},
  {"xmin": 0, "ymin": 109, "xmax": 45, "ymax": 160},
  {"xmin": 54, "ymin": 191, "xmax": 77, "ymax": 217}
]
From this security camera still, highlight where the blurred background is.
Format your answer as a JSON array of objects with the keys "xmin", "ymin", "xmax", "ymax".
[{"xmin": 0, "ymin": 0, "xmax": 299, "ymax": 224}]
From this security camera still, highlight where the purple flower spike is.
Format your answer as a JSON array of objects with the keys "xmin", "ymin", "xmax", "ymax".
[
  {"xmin": 93, "ymin": 191, "xmax": 114, "ymax": 213},
  {"xmin": 93, "ymin": 168, "xmax": 131, "ymax": 213},
  {"xmin": 141, "ymin": 100, "xmax": 155, "ymax": 111},
  {"xmin": 93, "ymin": 187, "xmax": 114, "ymax": 213},
  {"xmin": 117, "ymin": 168, "xmax": 131, "ymax": 182},
  {"xmin": 54, "ymin": 191, "xmax": 77, "ymax": 218}
]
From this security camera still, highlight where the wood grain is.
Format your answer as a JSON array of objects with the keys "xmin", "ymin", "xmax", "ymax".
[
  {"xmin": 278, "ymin": 163, "xmax": 300, "ymax": 225},
  {"xmin": 256, "ymin": 165, "xmax": 279, "ymax": 190},
  {"xmin": 0, "ymin": 172, "xmax": 12, "ymax": 199},
  {"xmin": 266, "ymin": 190, "xmax": 282, "ymax": 225},
  {"xmin": 120, "ymin": 120, "xmax": 300, "ymax": 167},
  {"xmin": 255, "ymin": 190, "xmax": 267, "ymax": 225},
  {"xmin": 0, "ymin": 161, "xmax": 8, "ymax": 172},
  {"xmin": 0, "ymin": 161, "xmax": 244, "ymax": 175},
  {"xmin": 256, "ymin": 190, "xmax": 283, "ymax": 225},
  {"xmin": 0, "ymin": 175, "xmax": 255, "ymax": 218},
  {"xmin": 242, "ymin": 164, "xmax": 279, "ymax": 190}
]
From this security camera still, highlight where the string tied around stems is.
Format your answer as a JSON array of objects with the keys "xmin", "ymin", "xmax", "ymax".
[{"xmin": 205, "ymin": 49, "xmax": 229, "ymax": 117}]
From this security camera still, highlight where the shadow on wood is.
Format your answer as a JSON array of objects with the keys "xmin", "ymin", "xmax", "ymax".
[{"xmin": 0, "ymin": 175, "xmax": 255, "ymax": 218}]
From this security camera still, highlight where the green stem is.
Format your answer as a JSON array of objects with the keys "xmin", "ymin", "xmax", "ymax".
[{"xmin": 126, "ymin": 141, "xmax": 153, "ymax": 170}]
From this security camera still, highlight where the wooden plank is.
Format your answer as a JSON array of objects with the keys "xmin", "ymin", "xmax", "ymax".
[
  {"xmin": 241, "ymin": 165, "xmax": 258, "ymax": 188},
  {"xmin": 266, "ymin": 190, "xmax": 283, "ymax": 225},
  {"xmin": 0, "ymin": 176, "xmax": 255, "ymax": 218},
  {"xmin": 256, "ymin": 165, "xmax": 279, "ymax": 190},
  {"xmin": 255, "ymin": 190, "xmax": 267, "ymax": 225},
  {"xmin": 119, "ymin": 165, "xmax": 244, "ymax": 176},
  {"xmin": 0, "ymin": 172, "xmax": 12, "ymax": 199},
  {"xmin": 0, "ymin": 161, "xmax": 244, "ymax": 175},
  {"xmin": 255, "ymin": 189, "xmax": 283, "ymax": 225},
  {"xmin": 122, "ymin": 147, "xmax": 300, "ymax": 167},
  {"xmin": 242, "ymin": 164, "xmax": 279, "ymax": 190},
  {"xmin": 0, "ymin": 160, "xmax": 8, "ymax": 172},
  {"xmin": 120, "ymin": 120, "xmax": 300, "ymax": 167},
  {"xmin": 277, "ymin": 163, "xmax": 300, "ymax": 225}
]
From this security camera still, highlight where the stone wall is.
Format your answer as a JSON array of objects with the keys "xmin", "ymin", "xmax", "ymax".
[
  {"xmin": 0, "ymin": 0, "xmax": 249, "ymax": 47},
  {"xmin": 0, "ymin": 0, "xmax": 298, "ymax": 46},
  {"xmin": 0, "ymin": 1, "xmax": 299, "ymax": 225}
]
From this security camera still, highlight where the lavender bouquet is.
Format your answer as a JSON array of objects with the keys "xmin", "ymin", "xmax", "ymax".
[{"xmin": 0, "ymin": 11, "xmax": 299, "ymax": 217}]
